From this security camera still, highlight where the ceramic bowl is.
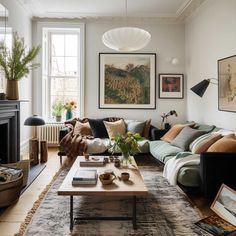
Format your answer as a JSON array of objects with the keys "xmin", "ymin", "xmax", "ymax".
[{"xmin": 99, "ymin": 173, "xmax": 116, "ymax": 185}]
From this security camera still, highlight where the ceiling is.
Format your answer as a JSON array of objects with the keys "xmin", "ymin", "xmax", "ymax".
[{"xmin": 18, "ymin": 0, "xmax": 206, "ymax": 21}]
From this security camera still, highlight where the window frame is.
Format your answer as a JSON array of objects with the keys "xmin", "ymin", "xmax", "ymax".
[
  {"xmin": 47, "ymin": 30, "xmax": 80, "ymax": 120},
  {"xmin": 33, "ymin": 22, "xmax": 85, "ymax": 121}
]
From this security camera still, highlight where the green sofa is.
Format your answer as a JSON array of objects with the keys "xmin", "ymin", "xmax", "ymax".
[{"xmin": 149, "ymin": 123, "xmax": 217, "ymax": 190}]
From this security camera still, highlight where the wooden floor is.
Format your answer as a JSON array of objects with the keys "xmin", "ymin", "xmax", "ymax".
[
  {"xmin": 0, "ymin": 148, "xmax": 65, "ymax": 236},
  {"xmin": 0, "ymin": 149, "xmax": 213, "ymax": 235}
]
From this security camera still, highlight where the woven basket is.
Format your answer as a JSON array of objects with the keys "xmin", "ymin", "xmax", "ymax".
[
  {"xmin": 2, "ymin": 160, "xmax": 30, "ymax": 187},
  {"xmin": 0, "ymin": 173, "xmax": 23, "ymax": 207}
]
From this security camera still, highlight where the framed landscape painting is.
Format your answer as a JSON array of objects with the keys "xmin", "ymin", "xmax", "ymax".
[
  {"xmin": 218, "ymin": 55, "xmax": 236, "ymax": 112},
  {"xmin": 99, "ymin": 53, "xmax": 156, "ymax": 109},
  {"xmin": 159, "ymin": 74, "xmax": 184, "ymax": 99}
]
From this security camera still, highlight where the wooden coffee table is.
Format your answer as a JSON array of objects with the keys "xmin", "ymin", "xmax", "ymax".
[{"xmin": 58, "ymin": 156, "xmax": 148, "ymax": 230}]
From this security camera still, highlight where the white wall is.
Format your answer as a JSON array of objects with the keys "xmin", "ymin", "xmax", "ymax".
[
  {"xmin": 185, "ymin": 0, "xmax": 236, "ymax": 130},
  {"xmin": 1, "ymin": 0, "xmax": 32, "ymax": 151},
  {"xmin": 85, "ymin": 21, "xmax": 186, "ymax": 127}
]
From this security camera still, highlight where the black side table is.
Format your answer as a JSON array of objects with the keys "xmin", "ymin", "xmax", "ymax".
[{"xmin": 151, "ymin": 128, "xmax": 169, "ymax": 140}]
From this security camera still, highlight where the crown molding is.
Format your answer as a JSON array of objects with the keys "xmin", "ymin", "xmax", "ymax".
[{"xmin": 21, "ymin": 0, "xmax": 206, "ymax": 23}]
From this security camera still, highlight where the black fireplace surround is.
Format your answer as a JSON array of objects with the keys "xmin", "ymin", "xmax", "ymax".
[{"xmin": 0, "ymin": 101, "xmax": 20, "ymax": 164}]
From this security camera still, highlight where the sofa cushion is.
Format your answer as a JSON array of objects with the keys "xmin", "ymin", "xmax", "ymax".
[
  {"xmin": 193, "ymin": 123, "xmax": 216, "ymax": 133},
  {"xmin": 177, "ymin": 165, "xmax": 201, "ymax": 187},
  {"xmin": 88, "ymin": 118, "xmax": 109, "ymax": 138},
  {"xmin": 126, "ymin": 120, "xmax": 146, "ymax": 135},
  {"xmin": 149, "ymin": 140, "xmax": 183, "ymax": 163},
  {"xmin": 207, "ymin": 134, "xmax": 236, "ymax": 152},
  {"xmin": 73, "ymin": 121, "xmax": 92, "ymax": 136},
  {"xmin": 86, "ymin": 138, "xmax": 110, "ymax": 154},
  {"xmin": 103, "ymin": 119, "xmax": 126, "ymax": 139},
  {"xmin": 142, "ymin": 119, "xmax": 152, "ymax": 139},
  {"xmin": 191, "ymin": 133, "xmax": 222, "ymax": 154},
  {"xmin": 160, "ymin": 123, "xmax": 194, "ymax": 142},
  {"xmin": 170, "ymin": 127, "xmax": 205, "ymax": 151}
]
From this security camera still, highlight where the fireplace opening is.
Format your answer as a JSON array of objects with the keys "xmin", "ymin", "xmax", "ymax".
[{"xmin": 0, "ymin": 122, "xmax": 8, "ymax": 164}]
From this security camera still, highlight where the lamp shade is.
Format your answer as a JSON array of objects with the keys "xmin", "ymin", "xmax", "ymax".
[
  {"xmin": 102, "ymin": 27, "xmax": 151, "ymax": 52},
  {"xmin": 190, "ymin": 79, "xmax": 210, "ymax": 97},
  {"xmin": 24, "ymin": 115, "xmax": 45, "ymax": 126}
]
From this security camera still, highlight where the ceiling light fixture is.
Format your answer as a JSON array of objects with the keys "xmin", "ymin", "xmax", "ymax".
[{"xmin": 102, "ymin": 0, "xmax": 151, "ymax": 52}]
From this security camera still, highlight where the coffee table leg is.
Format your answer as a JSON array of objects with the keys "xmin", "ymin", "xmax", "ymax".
[
  {"xmin": 132, "ymin": 196, "xmax": 137, "ymax": 229},
  {"xmin": 70, "ymin": 196, "xmax": 73, "ymax": 231}
]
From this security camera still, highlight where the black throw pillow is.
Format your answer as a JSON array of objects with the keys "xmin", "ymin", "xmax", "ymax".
[{"xmin": 88, "ymin": 118, "xmax": 109, "ymax": 138}]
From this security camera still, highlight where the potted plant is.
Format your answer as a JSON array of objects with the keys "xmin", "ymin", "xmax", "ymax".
[
  {"xmin": 0, "ymin": 32, "xmax": 40, "ymax": 100},
  {"xmin": 64, "ymin": 99, "xmax": 77, "ymax": 120},
  {"xmin": 109, "ymin": 132, "xmax": 142, "ymax": 166},
  {"xmin": 52, "ymin": 100, "xmax": 64, "ymax": 122}
]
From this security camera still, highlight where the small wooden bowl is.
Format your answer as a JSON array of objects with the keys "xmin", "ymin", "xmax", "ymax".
[{"xmin": 99, "ymin": 174, "xmax": 116, "ymax": 185}]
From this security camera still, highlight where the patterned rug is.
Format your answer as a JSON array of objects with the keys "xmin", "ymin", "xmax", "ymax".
[{"xmin": 25, "ymin": 165, "xmax": 208, "ymax": 236}]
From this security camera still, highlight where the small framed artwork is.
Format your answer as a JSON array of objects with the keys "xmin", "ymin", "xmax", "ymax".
[
  {"xmin": 211, "ymin": 184, "xmax": 236, "ymax": 227},
  {"xmin": 218, "ymin": 55, "xmax": 236, "ymax": 112},
  {"xmin": 159, "ymin": 74, "xmax": 184, "ymax": 99},
  {"xmin": 99, "ymin": 53, "xmax": 156, "ymax": 109}
]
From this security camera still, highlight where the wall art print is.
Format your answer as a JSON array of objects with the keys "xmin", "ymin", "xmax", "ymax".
[
  {"xmin": 99, "ymin": 53, "xmax": 156, "ymax": 109},
  {"xmin": 218, "ymin": 55, "xmax": 236, "ymax": 112},
  {"xmin": 159, "ymin": 74, "xmax": 184, "ymax": 99}
]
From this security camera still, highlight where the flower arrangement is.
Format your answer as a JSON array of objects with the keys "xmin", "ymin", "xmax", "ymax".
[
  {"xmin": 64, "ymin": 100, "xmax": 77, "ymax": 111},
  {"xmin": 109, "ymin": 132, "xmax": 142, "ymax": 165}
]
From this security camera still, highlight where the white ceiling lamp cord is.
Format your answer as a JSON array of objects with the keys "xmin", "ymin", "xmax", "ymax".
[{"xmin": 102, "ymin": 0, "xmax": 151, "ymax": 52}]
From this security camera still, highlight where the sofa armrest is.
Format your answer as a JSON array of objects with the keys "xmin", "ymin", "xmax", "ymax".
[
  {"xmin": 149, "ymin": 126, "xmax": 168, "ymax": 141},
  {"xmin": 59, "ymin": 127, "xmax": 70, "ymax": 142},
  {"xmin": 200, "ymin": 152, "xmax": 236, "ymax": 198}
]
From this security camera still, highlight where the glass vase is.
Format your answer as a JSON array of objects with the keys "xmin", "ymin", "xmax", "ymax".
[
  {"xmin": 121, "ymin": 152, "xmax": 131, "ymax": 168},
  {"xmin": 66, "ymin": 110, "xmax": 72, "ymax": 120}
]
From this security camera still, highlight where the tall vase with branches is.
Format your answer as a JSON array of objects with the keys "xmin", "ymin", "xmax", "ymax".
[{"xmin": 0, "ymin": 32, "xmax": 41, "ymax": 99}]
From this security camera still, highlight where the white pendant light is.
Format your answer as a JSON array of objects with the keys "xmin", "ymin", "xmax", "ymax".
[
  {"xmin": 102, "ymin": 27, "xmax": 151, "ymax": 52},
  {"xmin": 102, "ymin": 0, "xmax": 151, "ymax": 52}
]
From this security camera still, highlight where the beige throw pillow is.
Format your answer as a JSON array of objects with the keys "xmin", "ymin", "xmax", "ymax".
[
  {"xmin": 207, "ymin": 134, "xmax": 236, "ymax": 152},
  {"xmin": 103, "ymin": 119, "xmax": 126, "ymax": 140},
  {"xmin": 73, "ymin": 121, "xmax": 92, "ymax": 136}
]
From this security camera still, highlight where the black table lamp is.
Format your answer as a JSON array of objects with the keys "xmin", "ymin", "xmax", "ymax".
[{"xmin": 24, "ymin": 115, "xmax": 45, "ymax": 165}]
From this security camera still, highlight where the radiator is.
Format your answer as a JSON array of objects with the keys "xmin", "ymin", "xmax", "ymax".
[{"xmin": 36, "ymin": 123, "xmax": 65, "ymax": 147}]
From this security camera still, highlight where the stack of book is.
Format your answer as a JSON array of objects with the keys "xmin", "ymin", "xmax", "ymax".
[
  {"xmin": 72, "ymin": 169, "xmax": 97, "ymax": 186},
  {"xmin": 80, "ymin": 156, "xmax": 105, "ymax": 167}
]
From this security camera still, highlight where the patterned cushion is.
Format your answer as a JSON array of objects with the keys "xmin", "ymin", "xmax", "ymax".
[
  {"xmin": 191, "ymin": 133, "xmax": 222, "ymax": 154},
  {"xmin": 103, "ymin": 119, "xmax": 126, "ymax": 139},
  {"xmin": 170, "ymin": 127, "xmax": 206, "ymax": 151},
  {"xmin": 207, "ymin": 134, "xmax": 236, "ymax": 152}
]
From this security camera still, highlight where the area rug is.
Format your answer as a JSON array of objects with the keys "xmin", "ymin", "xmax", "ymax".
[{"xmin": 24, "ymin": 165, "xmax": 208, "ymax": 236}]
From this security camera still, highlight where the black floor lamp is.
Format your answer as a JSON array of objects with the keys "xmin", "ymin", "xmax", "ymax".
[{"xmin": 24, "ymin": 115, "xmax": 45, "ymax": 165}]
